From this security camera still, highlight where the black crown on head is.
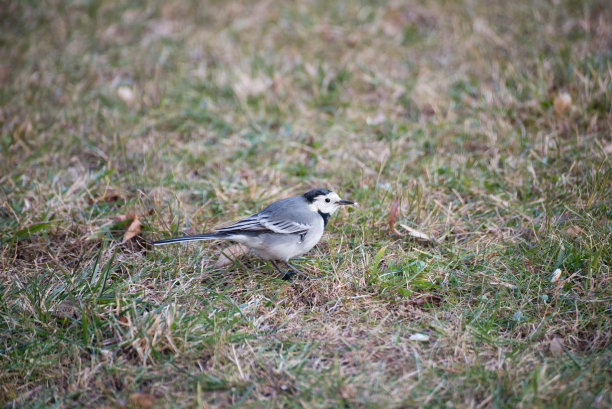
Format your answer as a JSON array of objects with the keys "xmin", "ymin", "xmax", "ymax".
[{"xmin": 303, "ymin": 188, "xmax": 332, "ymax": 203}]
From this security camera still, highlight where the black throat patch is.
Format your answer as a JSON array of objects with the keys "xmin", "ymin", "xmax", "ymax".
[{"xmin": 318, "ymin": 210, "xmax": 330, "ymax": 227}]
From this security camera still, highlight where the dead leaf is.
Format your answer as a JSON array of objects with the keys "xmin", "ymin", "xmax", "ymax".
[
  {"xmin": 113, "ymin": 214, "xmax": 129, "ymax": 222},
  {"xmin": 52, "ymin": 299, "xmax": 80, "ymax": 320},
  {"xmin": 99, "ymin": 188, "xmax": 125, "ymax": 203},
  {"xmin": 388, "ymin": 197, "xmax": 403, "ymax": 236},
  {"xmin": 553, "ymin": 92, "xmax": 571, "ymax": 116},
  {"xmin": 605, "ymin": 143, "xmax": 612, "ymax": 154},
  {"xmin": 485, "ymin": 252, "xmax": 500, "ymax": 260},
  {"xmin": 550, "ymin": 268, "xmax": 562, "ymax": 283},
  {"xmin": 122, "ymin": 215, "xmax": 141, "ymax": 243},
  {"xmin": 128, "ymin": 393, "xmax": 155, "ymax": 408},
  {"xmin": 565, "ymin": 225, "xmax": 583, "ymax": 238},
  {"xmin": 550, "ymin": 337, "xmax": 564, "ymax": 356},
  {"xmin": 399, "ymin": 223, "xmax": 437, "ymax": 243},
  {"xmin": 366, "ymin": 111, "xmax": 386, "ymax": 126},
  {"xmin": 420, "ymin": 102, "xmax": 436, "ymax": 117},
  {"xmin": 408, "ymin": 293, "xmax": 443, "ymax": 306},
  {"xmin": 117, "ymin": 86, "xmax": 136, "ymax": 105},
  {"xmin": 4, "ymin": 385, "xmax": 43, "ymax": 407},
  {"xmin": 408, "ymin": 333, "xmax": 430, "ymax": 341},
  {"xmin": 215, "ymin": 243, "xmax": 249, "ymax": 267},
  {"xmin": 490, "ymin": 281, "xmax": 518, "ymax": 289}
]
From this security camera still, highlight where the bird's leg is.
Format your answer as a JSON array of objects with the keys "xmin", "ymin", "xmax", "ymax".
[
  {"xmin": 285, "ymin": 261, "xmax": 322, "ymax": 280},
  {"xmin": 271, "ymin": 260, "xmax": 296, "ymax": 280}
]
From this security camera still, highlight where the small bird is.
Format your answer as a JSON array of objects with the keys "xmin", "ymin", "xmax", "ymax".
[{"xmin": 153, "ymin": 189, "xmax": 354, "ymax": 279}]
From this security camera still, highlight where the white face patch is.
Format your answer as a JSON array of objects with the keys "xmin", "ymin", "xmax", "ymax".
[{"xmin": 311, "ymin": 192, "xmax": 343, "ymax": 214}]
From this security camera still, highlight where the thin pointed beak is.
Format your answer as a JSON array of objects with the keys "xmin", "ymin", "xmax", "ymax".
[{"xmin": 338, "ymin": 199, "xmax": 354, "ymax": 206}]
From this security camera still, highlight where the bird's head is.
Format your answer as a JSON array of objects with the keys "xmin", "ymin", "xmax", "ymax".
[{"xmin": 303, "ymin": 188, "xmax": 354, "ymax": 215}]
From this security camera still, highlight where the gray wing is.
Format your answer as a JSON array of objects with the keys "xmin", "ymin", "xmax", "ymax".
[{"xmin": 214, "ymin": 196, "xmax": 313, "ymax": 235}]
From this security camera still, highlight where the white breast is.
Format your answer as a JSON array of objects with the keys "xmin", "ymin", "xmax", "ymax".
[
  {"xmin": 243, "ymin": 215, "xmax": 325, "ymax": 261},
  {"xmin": 297, "ymin": 215, "xmax": 324, "ymax": 256}
]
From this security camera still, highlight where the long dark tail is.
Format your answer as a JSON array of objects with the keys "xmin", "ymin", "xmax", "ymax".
[{"xmin": 152, "ymin": 232, "xmax": 226, "ymax": 246}]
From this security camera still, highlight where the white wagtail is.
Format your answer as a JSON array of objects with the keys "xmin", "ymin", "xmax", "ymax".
[{"xmin": 153, "ymin": 189, "xmax": 354, "ymax": 279}]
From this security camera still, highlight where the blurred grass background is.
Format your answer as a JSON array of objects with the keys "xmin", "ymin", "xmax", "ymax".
[{"xmin": 1, "ymin": 0, "xmax": 610, "ymax": 407}]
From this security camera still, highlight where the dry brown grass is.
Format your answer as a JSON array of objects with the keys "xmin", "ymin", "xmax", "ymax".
[{"xmin": 1, "ymin": 0, "xmax": 611, "ymax": 407}]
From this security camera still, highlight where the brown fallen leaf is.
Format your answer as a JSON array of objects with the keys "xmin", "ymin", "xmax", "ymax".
[
  {"xmin": 122, "ymin": 215, "xmax": 141, "ymax": 243},
  {"xmin": 388, "ymin": 196, "xmax": 403, "ymax": 236},
  {"xmin": 215, "ymin": 243, "xmax": 250, "ymax": 267},
  {"xmin": 4, "ymin": 385, "xmax": 43, "ymax": 407},
  {"xmin": 565, "ymin": 225, "xmax": 583, "ymax": 238},
  {"xmin": 113, "ymin": 214, "xmax": 129, "ymax": 222},
  {"xmin": 485, "ymin": 252, "xmax": 500, "ymax": 260},
  {"xmin": 99, "ymin": 188, "xmax": 125, "ymax": 203},
  {"xmin": 550, "ymin": 337, "xmax": 564, "ymax": 356},
  {"xmin": 420, "ymin": 102, "xmax": 436, "ymax": 117},
  {"xmin": 52, "ymin": 299, "xmax": 80, "ymax": 320},
  {"xmin": 553, "ymin": 92, "xmax": 571, "ymax": 116},
  {"xmin": 128, "ymin": 393, "xmax": 155, "ymax": 408},
  {"xmin": 408, "ymin": 293, "xmax": 443, "ymax": 307},
  {"xmin": 399, "ymin": 223, "xmax": 437, "ymax": 243}
]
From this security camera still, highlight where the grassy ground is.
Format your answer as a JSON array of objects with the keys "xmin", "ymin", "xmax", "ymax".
[{"xmin": 1, "ymin": 0, "xmax": 611, "ymax": 407}]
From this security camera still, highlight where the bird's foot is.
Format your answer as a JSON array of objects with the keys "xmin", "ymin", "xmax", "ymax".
[
  {"xmin": 271, "ymin": 260, "xmax": 322, "ymax": 280},
  {"xmin": 280, "ymin": 271, "xmax": 296, "ymax": 281}
]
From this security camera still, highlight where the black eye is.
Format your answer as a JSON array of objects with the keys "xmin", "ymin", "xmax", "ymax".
[{"xmin": 325, "ymin": 198, "xmax": 331, "ymax": 203}]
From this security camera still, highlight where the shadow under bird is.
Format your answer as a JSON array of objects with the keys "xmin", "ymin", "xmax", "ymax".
[{"xmin": 153, "ymin": 189, "xmax": 354, "ymax": 279}]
